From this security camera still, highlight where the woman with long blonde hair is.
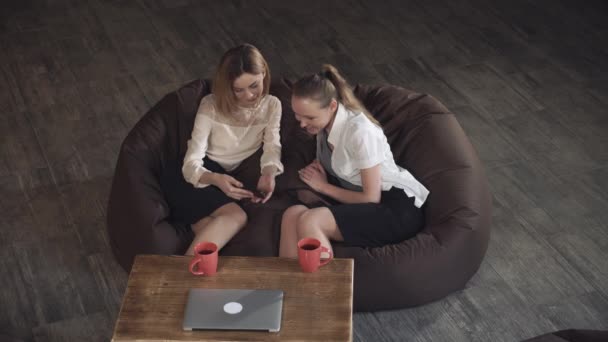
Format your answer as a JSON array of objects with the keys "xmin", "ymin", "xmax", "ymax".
[{"xmin": 162, "ymin": 44, "xmax": 283, "ymax": 255}]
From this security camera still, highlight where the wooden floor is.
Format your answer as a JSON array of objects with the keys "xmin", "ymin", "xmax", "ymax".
[{"xmin": 1, "ymin": 0, "xmax": 607, "ymax": 341}]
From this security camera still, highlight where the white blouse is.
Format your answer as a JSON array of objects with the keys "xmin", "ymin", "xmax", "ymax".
[
  {"xmin": 318, "ymin": 103, "xmax": 429, "ymax": 208},
  {"xmin": 182, "ymin": 94, "xmax": 284, "ymax": 188}
]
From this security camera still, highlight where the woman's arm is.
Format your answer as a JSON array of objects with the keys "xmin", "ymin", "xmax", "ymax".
[
  {"xmin": 322, "ymin": 164, "xmax": 381, "ymax": 203},
  {"xmin": 299, "ymin": 160, "xmax": 382, "ymax": 204},
  {"xmin": 182, "ymin": 98, "xmax": 214, "ymax": 187},
  {"xmin": 259, "ymin": 97, "xmax": 284, "ymax": 176}
]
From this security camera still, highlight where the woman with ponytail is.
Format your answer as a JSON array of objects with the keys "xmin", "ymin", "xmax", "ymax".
[{"xmin": 279, "ymin": 64, "xmax": 429, "ymax": 258}]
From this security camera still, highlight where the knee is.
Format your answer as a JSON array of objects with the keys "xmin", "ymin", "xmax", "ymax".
[
  {"xmin": 283, "ymin": 205, "xmax": 307, "ymax": 218},
  {"xmin": 222, "ymin": 203, "xmax": 247, "ymax": 228},
  {"xmin": 192, "ymin": 222, "xmax": 204, "ymax": 236},
  {"xmin": 296, "ymin": 210, "xmax": 319, "ymax": 236},
  {"xmin": 281, "ymin": 205, "xmax": 306, "ymax": 226},
  {"xmin": 234, "ymin": 208, "xmax": 247, "ymax": 228}
]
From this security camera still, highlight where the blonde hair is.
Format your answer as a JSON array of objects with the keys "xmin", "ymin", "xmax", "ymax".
[
  {"xmin": 292, "ymin": 64, "xmax": 380, "ymax": 126},
  {"xmin": 212, "ymin": 44, "xmax": 270, "ymax": 116}
]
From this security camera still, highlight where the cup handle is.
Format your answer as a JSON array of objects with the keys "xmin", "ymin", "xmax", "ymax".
[
  {"xmin": 189, "ymin": 258, "xmax": 205, "ymax": 275},
  {"xmin": 319, "ymin": 246, "xmax": 333, "ymax": 267}
]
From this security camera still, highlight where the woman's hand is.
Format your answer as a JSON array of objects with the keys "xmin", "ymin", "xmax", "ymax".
[
  {"xmin": 255, "ymin": 174, "xmax": 276, "ymax": 203},
  {"xmin": 211, "ymin": 173, "xmax": 254, "ymax": 200},
  {"xmin": 298, "ymin": 159, "xmax": 328, "ymax": 193}
]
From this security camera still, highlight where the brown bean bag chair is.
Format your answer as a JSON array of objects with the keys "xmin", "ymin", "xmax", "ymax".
[{"xmin": 107, "ymin": 78, "xmax": 491, "ymax": 311}]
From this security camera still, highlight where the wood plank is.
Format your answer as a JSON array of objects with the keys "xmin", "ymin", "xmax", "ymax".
[
  {"xmin": 58, "ymin": 178, "xmax": 113, "ymax": 254},
  {"xmin": 497, "ymin": 109, "xmax": 601, "ymax": 179},
  {"xmin": 12, "ymin": 233, "xmax": 106, "ymax": 324},
  {"xmin": 441, "ymin": 63, "xmax": 544, "ymax": 120},
  {"xmin": 548, "ymin": 229, "xmax": 608, "ymax": 300},
  {"xmin": 373, "ymin": 300, "xmax": 469, "ymax": 342},
  {"xmin": 87, "ymin": 252, "xmax": 128, "ymax": 316},
  {"xmin": 33, "ymin": 311, "xmax": 113, "ymax": 342},
  {"xmin": 486, "ymin": 163, "xmax": 564, "ymax": 236},
  {"xmin": 0, "ymin": 60, "xmax": 27, "ymax": 113},
  {"xmin": 532, "ymin": 292, "xmax": 608, "ymax": 332},
  {"xmin": 446, "ymin": 264, "xmax": 554, "ymax": 342},
  {"xmin": 0, "ymin": 243, "xmax": 39, "ymax": 342},
  {"xmin": 0, "ymin": 172, "xmax": 72, "ymax": 245},
  {"xmin": 486, "ymin": 200, "xmax": 595, "ymax": 306},
  {"xmin": 0, "ymin": 111, "xmax": 47, "ymax": 175},
  {"xmin": 374, "ymin": 58, "xmax": 471, "ymax": 109},
  {"xmin": 451, "ymin": 105, "xmax": 522, "ymax": 169},
  {"xmin": 352, "ymin": 312, "xmax": 395, "ymax": 342}
]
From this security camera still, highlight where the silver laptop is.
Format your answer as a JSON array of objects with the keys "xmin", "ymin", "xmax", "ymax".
[{"xmin": 183, "ymin": 289, "xmax": 284, "ymax": 332}]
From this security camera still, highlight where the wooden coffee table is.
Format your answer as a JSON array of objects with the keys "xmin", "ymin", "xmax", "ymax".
[{"xmin": 112, "ymin": 255, "xmax": 354, "ymax": 341}]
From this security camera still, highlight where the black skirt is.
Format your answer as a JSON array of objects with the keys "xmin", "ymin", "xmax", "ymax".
[
  {"xmin": 328, "ymin": 187, "xmax": 424, "ymax": 248},
  {"xmin": 160, "ymin": 157, "xmax": 234, "ymax": 225}
]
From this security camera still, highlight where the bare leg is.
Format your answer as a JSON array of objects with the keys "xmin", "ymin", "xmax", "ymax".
[
  {"xmin": 191, "ymin": 216, "xmax": 212, "ymax": 235},
  {"xmin": 296, "ymin": 207, "xmax": 343, "ymax": 258},
  {"xmin": 279, "ymin": 205, "xmax": 308, "ymax": 258},
  {"xmin": 185, "ymin": 202, "xmax": 247, "ymax": 255}
]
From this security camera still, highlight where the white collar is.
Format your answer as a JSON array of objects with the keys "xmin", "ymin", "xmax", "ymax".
[{"xmin": 327, "ymin": 103, "xmax": 349, "ymax": 146}]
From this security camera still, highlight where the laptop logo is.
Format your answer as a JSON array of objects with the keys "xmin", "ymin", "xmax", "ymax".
[{"xmin": 223, "ymin": 302, "xmax": 243, "ymax": 314}]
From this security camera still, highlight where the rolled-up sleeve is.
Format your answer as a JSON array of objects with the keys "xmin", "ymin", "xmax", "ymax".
[
  {"xmin": 260, "ymin": 97, "xmax": 284, "ymax": 175},
  {"xmin": 348, "ymin": 124, "xmax": 385, "ymax": 170},
  {"xmin": 182, "ymin": 99, "xmax": 214, "ymax": 188}
]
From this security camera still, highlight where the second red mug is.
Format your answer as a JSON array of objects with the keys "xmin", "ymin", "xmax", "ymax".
[
  {"xmin": 189, "ymin": 242, "xmax": 218, "ymax": 276},
  {"xmin": 297, "ymin": 237, "xmax": 333, "ymax": 273}
]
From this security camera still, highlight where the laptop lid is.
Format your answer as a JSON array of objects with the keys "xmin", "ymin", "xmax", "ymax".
[{"xmin": 183, "ymin": 289, "xmax": 284, "ymax": 332}]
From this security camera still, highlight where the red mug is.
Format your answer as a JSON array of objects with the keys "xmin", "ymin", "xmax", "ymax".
[
  {"xmin": 189, "ymin": 242, "xmax": 218, "ymax": 276},
  {"xmin": 297, "ymin": 238, "xmax": 333, "ymax": 273}
]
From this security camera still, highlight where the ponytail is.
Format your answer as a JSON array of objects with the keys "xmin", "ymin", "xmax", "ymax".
[{"xmin": 293, "ymin": 64, "xmax": 380, "ymax": 126}]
